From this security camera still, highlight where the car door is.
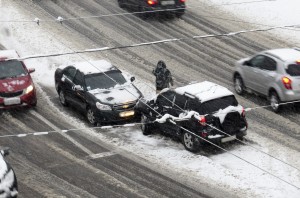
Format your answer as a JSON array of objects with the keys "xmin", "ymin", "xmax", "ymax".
[
  {"xmin": 61, "ymin": 66, "xmax": 76, "ymax": 104},
  {"xmin": 156, "ymin": 90, "xmax": 177, "ymax": 134},
  {"xmin": 243, "ymin": 55, "xmax": 265, "ymax": 92},
  {"xmin": 259, "ymin": 56, "xmax": 277, "ymax": 95},
  {"xmin": 173, "ymin": 93, "xmax": 187, "ymax": 116},
  {"xmin": 71, "ymin": 71, "xmax": 87, "ymax": 112}
]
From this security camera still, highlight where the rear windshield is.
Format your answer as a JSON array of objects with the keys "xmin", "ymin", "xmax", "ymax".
[
  {"xmin": 286, "ymin": 64, "xmax": 300, "ymax": 76},
  {"xmin": 0, "ymin": 60, "xmax": 27, "ymax": 79},
  {"xmin": 85, "ymin": 70, "xmax": 127, "ymax": 90},
  {"xmin": 196, "ymin": 95, "xmax": 238, "ymax": 114}
]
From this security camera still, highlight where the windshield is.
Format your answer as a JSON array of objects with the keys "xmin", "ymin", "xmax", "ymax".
[
  {"xmin": 85, "ymin": 70, "xmax": 127, "ymax": 90},
  {"xmin": 0, "ymin": 60, "xmax": 27, "ymax": 79},
  {"xmin": 196, "ymin": 95, "xmax": 238, "ymax": 114},
  {"xmin": 286, "ymin": 64, "xmax": 300, "ymax": 76}
]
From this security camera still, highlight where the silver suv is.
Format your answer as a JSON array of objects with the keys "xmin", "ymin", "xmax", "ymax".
[{"xmin": 233, "ymin": 48, "xmax": 300, "ymax": 112}]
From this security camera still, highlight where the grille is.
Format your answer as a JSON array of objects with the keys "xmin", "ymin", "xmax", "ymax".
[
  {"xmin": 0, "ymin": 90, "xmax": 23, "ymax": 98},
  {"xmin": 221, "ymin": 112, "xmax": 242, "ymax": 135},
  {"xmin": 113, "ymin": 102, "xmax": 136, "ymax": 110}
]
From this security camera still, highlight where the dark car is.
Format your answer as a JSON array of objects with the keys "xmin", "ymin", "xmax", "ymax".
[
  {"xmin": 0, "ymin": 50, "xmax": 37, "ymax": 109},
  {"xmin": 136, "ymin": 81, "xmax": 247, "ymax": 152},
  {"xmin": 0, "ymin": 148, "xmax": 18, "ymax": 198},
  {"xmin": 55, "ymin": 60, "xmax": 143, "ymax": 125},
  {"xmin": 118, "ymin": 0, "xmax": 186, "ymax": 18}
]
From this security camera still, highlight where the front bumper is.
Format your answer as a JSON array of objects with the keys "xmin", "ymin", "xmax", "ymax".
[
  {"xmin": 0, "ymin": 90, "xmax": 37, "ymax": 109},
  {"xmin": 93, "ymin": 108, "xmax": 141, "ymax": 125}
]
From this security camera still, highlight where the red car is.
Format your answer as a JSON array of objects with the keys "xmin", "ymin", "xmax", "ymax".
[{"xmin": 0, "ymin": 50, "xmax": 37, "ymax": 109}]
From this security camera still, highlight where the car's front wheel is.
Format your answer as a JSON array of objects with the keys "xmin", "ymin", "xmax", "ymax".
[
  {"xmin": 141, "ymin": 114, "xmax": 152, "ymax": 135},
  {"xmin": 182, "ymin": 131, "xmax": 199, "ymax": 153},
  {"xmin": 86, "ymin": 107, "xmax": 97, "ymax": 126},
  {"xmin": 234, "ymin": 75, "xmax": 245, "ymax": 95},
  {"xmin": 269, "ymin": 91, "xmax": 281, "ymax": 113},
  {"xmin": 59, "ymin": 90, "xmax": 68, "ymax": 106}
]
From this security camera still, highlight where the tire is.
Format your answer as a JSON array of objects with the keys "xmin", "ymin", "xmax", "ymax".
[
  {"xmin": 182, "ymin": 131, "xmax": 199, "ymax": 153},
  {"xmin": 269, "ymin": 91, "xmax": 281, "ymax": 113},
  {"xmin": 118, "ymin": 0, "xmax": 125, "ymax": 8},
  {"xmin": 58, "ymin": 90, "xmax": 68, "ymax": 106},
  {"xmin": 86, "ymin": 107, "xmax": 97, "ymax": 126},
  {"xmin": 141, "ymin": 114, "xmax": 152, "ymax": 135},
  {"xmin": 138, "ymin": 6, "xmax": 149, "ymax": 19},
  {"xmin": 234, "ymin": 75, "xmax": 245, "ymax": 95},
  {"xmin": 175, "ymin": 9, "xmax": 185, "ymax": 18}
]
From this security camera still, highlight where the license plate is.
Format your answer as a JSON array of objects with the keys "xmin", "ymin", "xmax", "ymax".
[
  {"xmin": 221, "ymin": 135, "xmax": 236, "ymax": 143},
  {"xmin": 4, "ymin": 97, "xmax": 21, "ymax": 106},
  {"xmin": 161, "ymin": 0, "xmax": 175, "ymax": 5},
  {"xmin": 119, "ymin": 110, "xmax": 135, "ymax": 118}
]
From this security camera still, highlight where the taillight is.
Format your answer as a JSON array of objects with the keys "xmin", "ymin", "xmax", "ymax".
[
  {"xmin": 147, "ymin": 0, "xmax": 157, "ymax": 5},
  {"xmin": 198, "ymin": 116, "xmax": 206, "ymax": 126},
  {"xmin": 179, "ymin": 0, "xmax": 186, "ymax": 2},
  {"xmin": 282, "ymin": 77, "xmax": 292, "ymax": 90},
  {"xmin": 241, "ymin": 108, "xmax": 245, "ymax": 117}
]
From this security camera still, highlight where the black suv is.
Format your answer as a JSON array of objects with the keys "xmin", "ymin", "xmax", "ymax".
[
  {"xmin": 135, "ymin": 81, "xmax": 247, "ymax": 152},
  {"xmin": 118, "ymin": 0, "xmax": 186, "ymax": 18},
  {"xmin": 55, "ymin": 60, "xmax": 142, "ymax": 125}
]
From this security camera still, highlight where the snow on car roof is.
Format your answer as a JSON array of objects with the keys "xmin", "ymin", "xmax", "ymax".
[
  {"xmin": 0, "ymin": 50, "xmax": 19, "ymax": 60},
  {"xmin": 67, "ymin": 60, "xmax": 116, "ymax": 74},
  {"xmin": 175, "ymin": 81, "xmax": 233, "ymax": 102},
  {"xmin": 265, "ymin": 48, "xmax": 300, "ymax": 62}
]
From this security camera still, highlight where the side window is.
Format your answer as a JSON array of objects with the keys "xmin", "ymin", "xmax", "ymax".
[
  {"xmin": 63, "ymin": 66, "xmax": 76, "ymax": 80},
  {"xmin": 262, "ymin": 57, "xmax": 276, "ymax": 71},
  {"xmin": 174, "ymin": 93, "xmax": 187, "ymax": 110},
  {"xmin": 73, "ymin": 71, "xmax": 85, "ymax": 87},
  {"xmin": 186, "ymin": 98, "xmax": 199, "ymax": 112},
  {"xmin": 157, "ymin": 91, "xmax": 175, "ymax": 107},
  {"xmin": 249, "ymin": 55, "xmax": 265, "ymax": 68}
]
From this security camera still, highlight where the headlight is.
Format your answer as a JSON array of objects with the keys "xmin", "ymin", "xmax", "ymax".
[
  {"xmin": 96, "ymin": 102, "xmax": 112, "ymax": 110},
  {"xmin": 25, "ymin": 85, "xmax": 34, "ymax": 94}
]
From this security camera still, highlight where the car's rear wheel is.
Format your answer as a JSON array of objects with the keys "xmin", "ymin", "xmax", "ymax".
[
  {"xmin": 138, "ymin": 6, "xmax": 149, "ymax": 19},
  {"xmin": 59, "ymin": 90, "xmax": 68, "ymax": 106},
  {"xmin": 175, "ymin": 9, "xmax": 185, "ymax": 18},
  {"xmin": 141, "ymin": 114, "xmax": 152, "ymax": 135},
  {"xmin": 270, "ymin": 91, "xmax": 281, "ymax": 113},
  {"xmin": 182, "ymin": 131, "xmax": 199, "ymax": 152},
  {"xmin": 234, "ymin": 75, "xmax": 245, "ymax": 95},
  {"xmin": 86, "ymin": 107, "xmax": 97, "ymax": 126},
  {"xmin": 118, "ymin": 0, "xmax": 126, "ymax": 8}
]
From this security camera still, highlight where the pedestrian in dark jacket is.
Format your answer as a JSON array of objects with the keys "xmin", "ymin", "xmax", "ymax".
[{"xmin": 152, "ymin": 60, "xmax": 173, "ymax": 93}]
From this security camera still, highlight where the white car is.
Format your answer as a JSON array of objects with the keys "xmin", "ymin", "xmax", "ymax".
[{"xmin": 0, "ymin": 148, "xmax": 18, "ymax": 198}]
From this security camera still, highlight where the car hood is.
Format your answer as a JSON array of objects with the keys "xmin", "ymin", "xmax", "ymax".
[
  {"xmin": 89, "ymin": 84, "xmax": 141, "ymax": 105},
  {"xmin": 0, "ymin": 75, "xmax": 31, "ymax": 92}
]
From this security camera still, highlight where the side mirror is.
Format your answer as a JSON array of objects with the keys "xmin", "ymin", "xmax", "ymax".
[
  {"xmin": 28, "ymin": 68, "xmax": 35, "ymax": 73},
  {"xmin": 130, "ymin": 76, "xmax": 135, "ymax": 82},
  {"xmin": 0, "ymin": 147, "xmax": 10, "ymax": 157},
  {"xmin": 243, "ymin": 60, "xmax": 251, "ymax": 66},
  {"xmin": 73, "ymin": 85, "xmax": 83, "ymax": 91}
]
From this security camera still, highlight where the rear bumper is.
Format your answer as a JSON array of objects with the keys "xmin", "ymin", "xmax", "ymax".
[
  {"xmin": 279, "ymin": 90, "xmax": 300, "ymax": 102},
  {"xmin": 205, "ymin": 128, "xmax": 247, "ymax": 144},
  {"xmin": 145, "ymin": 4, "xmax": 185, "ymax": 12}
]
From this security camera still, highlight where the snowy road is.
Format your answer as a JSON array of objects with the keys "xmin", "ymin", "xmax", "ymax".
[{"xmin": 0, "ymin": 0, "xmax": 300, "ymax": 197}]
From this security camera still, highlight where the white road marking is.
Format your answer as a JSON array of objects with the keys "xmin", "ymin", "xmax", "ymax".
[
  {"xmin": 29, "ymin": 110, "xmax": 93, "ymax": 155},
  {"xmin": 88, "ymin": 151, "xmax": 116, "ymax": 159}
]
